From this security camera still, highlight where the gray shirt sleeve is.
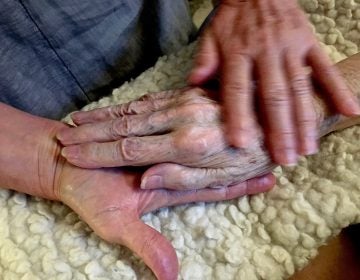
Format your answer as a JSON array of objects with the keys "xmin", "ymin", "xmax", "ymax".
[{"xmin": 0, "ymin": 0, "xmax": 195, "ymax": 119}]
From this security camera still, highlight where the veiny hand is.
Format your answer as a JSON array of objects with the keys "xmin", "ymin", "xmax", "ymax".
[
  {"xmin": 57, "ymin": 88, "xmax": 276, "ymax": 190},
  {"xmin": 55, "ymin": 155, "xmax": 274, "ymax": 280},
  {"xmin": 188, "ymin": 0, "xmax": 360, "ymax": 165}
]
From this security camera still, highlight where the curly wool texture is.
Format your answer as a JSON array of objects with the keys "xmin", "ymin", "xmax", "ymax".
[{"xmin": 1, "ymin": 0, "xmax": 360, "ymax": 279}]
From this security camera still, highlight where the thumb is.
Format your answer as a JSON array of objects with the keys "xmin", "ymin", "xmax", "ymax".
[
  {"xmin": 121, "ymin": 218, "xmax": 178, "ymax": 280},
  {"xmin": 141, "ymin": 163, "xmax": 240, "ymax": 190},
  {"xmin": 188, "ymin": 31, "xmax": 219, "ymax": 85}
]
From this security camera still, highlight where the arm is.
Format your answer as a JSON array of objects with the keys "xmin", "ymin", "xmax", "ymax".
[
  {"xmin": 57, "ymin": 53, "xmax": 360, "ymax": 190},
  {"xmin": 0, "ymin": 103, "xmax": 63, "ymax": 200},
  {"xmin": 0, "ymin": 102, "xmax": 272, "ymax": 280}
]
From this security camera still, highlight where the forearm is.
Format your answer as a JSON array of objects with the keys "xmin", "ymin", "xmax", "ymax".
[{"xmin": 0, "ymin": 103, "xmax": 65, "ymax": 200}]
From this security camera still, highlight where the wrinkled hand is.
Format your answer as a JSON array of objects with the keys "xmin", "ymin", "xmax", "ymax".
[
  {"xmin": 57, "ymin": 88, "xmax": 275, "ymax": 190},
  {"xmin": 189, "ymin": 0, "xmax": 360, "ymax": 165},
  {"xmin": 55, "ymin": 156, "xmax": 274, "ymax": 280}
]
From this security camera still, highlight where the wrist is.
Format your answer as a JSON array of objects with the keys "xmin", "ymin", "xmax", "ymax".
[
  {"xmin": 38, "ymin": 122, "xmax": 68, "ymax": 201},
  {"xmin": 0, "ymin": 103, "xmax": 67, "ymax": 201}
]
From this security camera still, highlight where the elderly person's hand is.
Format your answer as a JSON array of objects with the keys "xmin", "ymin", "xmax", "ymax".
[
  {"xmin": 188, "ymin": 0, "xmax": 360, "ymax": 165},
  {"xmin": 57, "ymin": 88, "xmax": 276, "ymax": 190}
]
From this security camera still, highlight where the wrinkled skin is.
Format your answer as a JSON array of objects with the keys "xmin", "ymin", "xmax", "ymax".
[
  {"xmin": 0, "ymin": 102, "xmax": 275, "ymax": 280},
  {"xmin": 58, "ymin": 88, "xmax": 276, "ymax": 190},
  {"xmin": 55, "ymin": 152, "xmax": 274, "ymax": 280},
  {"xmin": 189, "ymin": 0, "xmax": 360, "ymax": 165}
]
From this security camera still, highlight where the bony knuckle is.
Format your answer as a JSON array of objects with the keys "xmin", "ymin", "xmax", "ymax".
[
  {"xmin": 118, "ymin": 138, "xmax": 141, "ymax": 162},
  {"xmin": 109, "ymin": 117, "xmax": 132, "ymax": 137},
  {"xmin": 121, "ymin": 101, "xmax": 138, "ymax": 115},
  {"xmin": 176, "ymin": 127, "xmax": 209, "ymax": 157},
  {"xmin": 180, "ymin": 102, "xmax": 218, "ymax": 121},
  {"xmin": 108, "ymin": 120, "xmax": 121, "ymax": 138}
]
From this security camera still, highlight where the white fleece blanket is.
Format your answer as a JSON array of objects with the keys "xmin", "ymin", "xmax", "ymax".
[{"xmin": 1, "ymin": 0, "xmax": 360, "ymax": 279}]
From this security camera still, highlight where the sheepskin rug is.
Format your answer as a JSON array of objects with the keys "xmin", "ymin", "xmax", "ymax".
[{"xmin": 1, "ymin": 0, "xmax": 360, "ymax": 279}]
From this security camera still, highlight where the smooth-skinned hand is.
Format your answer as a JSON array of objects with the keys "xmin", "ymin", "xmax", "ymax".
[
  {"xmin": 57, "ymin": 88, "xmax": 276, "ymax": 190},
  {"xmin": 189, "ymin": 0, "xmax": 360, "ymax": 165},
  {"xmin": 55, "ymin": 150, "xmax": 274, "ymax": 280}
]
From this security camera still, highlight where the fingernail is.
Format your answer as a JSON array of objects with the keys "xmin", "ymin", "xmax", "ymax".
[
  {"xmin": 260, "ymin": 175, "xmax": 273, "ymax": 187},
  {"xmin": 61, "ymin": 146, "xmax": 80, "ymax": 159},
  {"xmin": 141, "ymin": 176, "xmax": 164, "ymax": 189},
  {"xmin": 277, "ymin": 150, "xmax": 298, "ymax": 166},
  {"xmin": 347, "ymin": 99, "xmax": 360, "ymax": 115},
  {"xmin": 301, "ymin": 140, "xmax": 318, "ymax": 155},
  {"xmin": 70, "ymin": 112, "xmax": 81, "ymax": 120},
  {"xmin": 233, "ymin": 133, "xmax": 250, "ymax": 148}
]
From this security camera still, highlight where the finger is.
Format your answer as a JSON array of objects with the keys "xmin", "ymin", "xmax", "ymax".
[
  {"xmin": 307, "ymin": 45, "xmax": 360, "ymax": 116},
  {"xmin": 188, "ymin": 31, "xmax": 219, "ymax": 85},
  {"xmin": 150, "ymin": 173, "xmax": 275, "ymax": 209},
  {"xmin": 60, "ymin": 135, "xmax": 176, "ymax": 168},
  {"xmin": 140, "ymin": 162, "xmax": 273, "ymax": 191},
  {"xmin": 71, "ymin": 98, "xmax": 174, "ymax": 125},
  {"xmin": 141, "ymin": 163, "xmax": 228, "ymax": 190},
  {"xmin": 258, "ymin": 52, "xmax": 298, "ymax": 165},
  {"xmin": 118, "ymin": 218, "xmax": 178, "ymax": 280},
  {"xmin": 285, "ymin": 51, "xmax": 319, "ymax": 155},
  {"xmin": 221, "ymin": 52, "xmax": 257, "ymax": 148},
  {"xmin": 58, "ymin": 108, "xmax": 178, "ymax": 145}
]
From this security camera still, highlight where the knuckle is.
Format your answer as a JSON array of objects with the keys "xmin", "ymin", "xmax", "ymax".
[
  {"xmin": 291, "ymin": 76, "xmax": 310, "ymax": 96},
  {"xmin": 139, "ymin": 92, "xmax": 156, "ymax": 101},
  {"xmin": 111, "ymin": 102, "xmax": 133, "ymax": 117},
  {"xmin": 192, "ymin": 138, "xmax": 209, "ymax": 157},
  {"xmin": 263, "ymin": 87, "xmax": 289, "ymax": 106},
  {"xmin": 175, "ymin": 127, "xmax": 209, "ymax": 157},
  {"xmin": 179, "ymin": 104, "xmax": 215, "ymax": 123},
  {"xmin": 226, "ymin": 83, "xmax": 249, "ymax": 96},
  {"xmin": 122, "ymin": 101, "xmax": 139, "ymax": 115},
  {"xmin": 117, "ymin": 138, "xmax": 142, "ymax": 162},
  {"xmin": 109, "ymin": 117, "xmax": 132, "ymax": 137},
  {"xmin": 148, "ymin": 98, "xmax": 163, "ymax": 111},
  {"xmin": 297, "ymin": 119, "xmax": 317, "ymax": 130},
  {"xmin": 116, "ymin": 103, "xmax": 131, "ymax": 115},
  {"xmin": 226, "ymin": 41, "xmax": 247, "ymax": 55}
]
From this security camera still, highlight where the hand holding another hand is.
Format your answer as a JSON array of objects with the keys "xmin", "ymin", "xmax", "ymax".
[
  {"xmin": 56, "ymin": 157, "xmax": 274, "ymax": 280},
  {"xmin": 57, "ymin": 87, "xmax": 275, "ymax": 190},
  {"xmin": 189, "ymin": 0, "xmax": 360, "ymax": 165}
]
